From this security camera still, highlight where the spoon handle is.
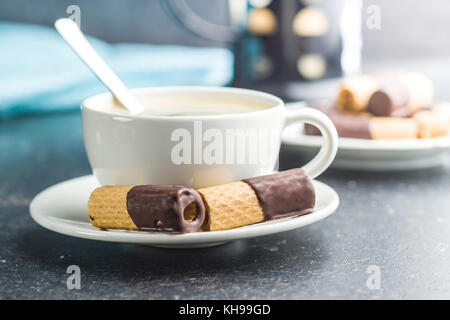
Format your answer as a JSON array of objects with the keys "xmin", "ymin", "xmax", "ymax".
[{"xmin": 55, "ymin": 18, "xmax": 143, "ymax": 114}]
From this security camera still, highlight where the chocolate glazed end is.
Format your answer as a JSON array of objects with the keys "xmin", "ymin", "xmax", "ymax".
[
  {"xmin": 243, "ymin": 168, "xmax": 315, "ymax": 221},
  {"xmin": 126, "ymin": 185, "xmax": 206, "ymax": 233},
  {"xmin": 175, "ymin": 187, "xmax": 206, "ymax": 233}
]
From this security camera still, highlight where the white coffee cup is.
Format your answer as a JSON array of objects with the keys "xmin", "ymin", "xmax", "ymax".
[{"xmin": 82, "ymin": 86, "xmax": 337, "ymax": 188}]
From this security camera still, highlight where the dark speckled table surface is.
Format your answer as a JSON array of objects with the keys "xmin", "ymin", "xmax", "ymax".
[{"xmin": 1, "ymin": 108, "xmax": 450, "ymax": 300}]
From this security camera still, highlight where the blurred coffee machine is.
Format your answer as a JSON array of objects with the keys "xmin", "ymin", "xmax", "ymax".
[{"xmin": 163, "ymin": 0, "xmax": 362, "ymax": 88}]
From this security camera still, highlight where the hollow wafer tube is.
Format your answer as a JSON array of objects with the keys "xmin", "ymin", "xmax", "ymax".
[{"xmin": 88, "ymin": 185, "xmax": 206, "ymax": 233}]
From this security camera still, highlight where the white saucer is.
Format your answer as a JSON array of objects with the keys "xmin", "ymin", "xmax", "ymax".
[{"xmin": 29, "ymin": 175, "xmax": 339, "ymax": 248}]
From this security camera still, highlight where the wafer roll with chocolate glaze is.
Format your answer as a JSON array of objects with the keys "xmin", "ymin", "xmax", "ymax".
[
  {"xmin": 336, "ymin": 75, "xmax": 379, "ymax": 112},
  {"xmin": 198, "ymin": 169, "xmax": 315, "ymax": 231},
  {"xmin": 367, "ymin": 76, "xmax": 409, "ymax": 117},
  {"xmin": 367, "ymin": 73, "xmax": 433, "ymax": 117},
  {"xmin": 88, "ymin": 185, "xmax": 206, "ymax": 233},
  {"xmin": 305, "ymin": 107, "xmax": 418, "ymax": 139}
]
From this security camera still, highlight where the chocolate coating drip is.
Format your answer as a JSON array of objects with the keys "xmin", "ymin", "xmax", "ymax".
[
  {"xmin": 126, "ymin": 185, "xmax": 205, "ymax": 233},
  {"xmin": 305, "ymin": 106, "xmax": 372, "ymax": 139},
  {"xmin": 242, "ymin": 168, "xmax": 315, "ymax": 220}
]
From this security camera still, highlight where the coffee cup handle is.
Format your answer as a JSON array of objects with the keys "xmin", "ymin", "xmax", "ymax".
[{"xmin": 284, "ymin": 107, "xmax": 338, "ymax": 179}]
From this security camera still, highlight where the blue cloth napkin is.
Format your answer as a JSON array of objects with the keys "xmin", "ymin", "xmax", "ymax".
[{"xmin": 0, "ymin": 22, "xmax": 234, "ymax": 119}]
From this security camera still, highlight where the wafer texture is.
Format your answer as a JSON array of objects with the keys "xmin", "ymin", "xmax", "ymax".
[
  {"xmin": 88, "ymin": 186, "xmax": 138, "ymax": 230},
  {"xmin": 198, "ymin": 181, "xmax": 264, "ymax": 231}
]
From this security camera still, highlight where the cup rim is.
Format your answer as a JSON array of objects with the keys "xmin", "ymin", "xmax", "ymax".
[{"xmin": 81, "ymin": 86, "xmax": 284, "ymax": 121}]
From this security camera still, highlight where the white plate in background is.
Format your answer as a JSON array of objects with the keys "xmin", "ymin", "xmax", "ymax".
[
  {"xmin": 282, "ymin": 102, "xmax": 450, "ymax": 170},
  {"xmin": 30, "ymin": 175, "xmax": 339, "ymax": 249}
]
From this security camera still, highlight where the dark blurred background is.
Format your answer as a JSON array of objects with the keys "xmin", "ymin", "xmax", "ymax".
[
  {"xmin": 2, "ymin": 0, "xmax": 449, "ymax": 61},
  {"xmin": 0, "ymin": 0, "xmax": 228, "ymax": 46},
  {"xmin": 2, "ymin": 0, "xmax": 450, "ymax": 108}
]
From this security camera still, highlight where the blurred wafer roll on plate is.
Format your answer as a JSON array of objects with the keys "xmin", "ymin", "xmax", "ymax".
[
  {"xmin": 433, "ymin": 103, "xmax": 450, "ymax": 127},
  {"xmin": 400, "ymin": 72, "xmax": 434, "ymax": 113},
  {"xmin": 368, "ymin": 72, "xmax": 434, "ymax": 117},
  {"xmin": 305, "ymin": 107, "xmax": 418, "ymax": 139},
  {"xmin": 337, "ymin": 72, "xmax": 434, "ymax": 117},
  {"xmin": 367, "ymin": 75, "xmax": 409, "ymax": 117},
  {"xmin": 412, "ymin": 110, "xmax": 450, "ymax": 138},
  {"xmin": 336, "ymin": 75, "xmax": 379, "ymax": 112},
  {"xmin": 369, "ymin": 117, "xmax": 418, "ymax": 140}
]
